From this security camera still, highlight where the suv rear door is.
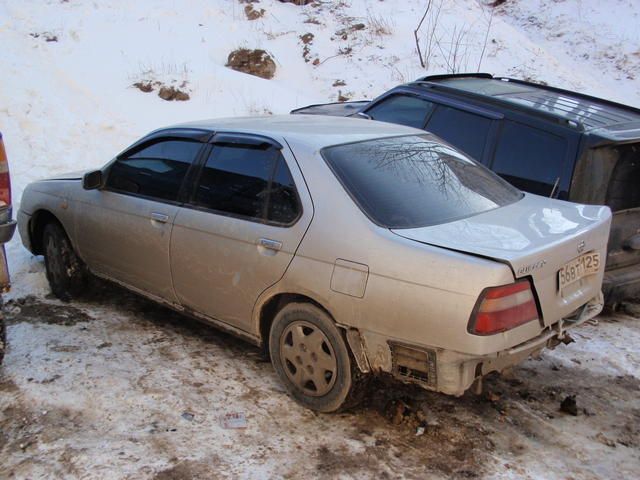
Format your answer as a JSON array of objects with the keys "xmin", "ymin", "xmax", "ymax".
[{"xmin": 489, "ymin": 118, "xmax": 578, "ymax": 198}]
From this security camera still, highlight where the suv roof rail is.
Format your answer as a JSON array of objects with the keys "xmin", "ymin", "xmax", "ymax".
[
  {"xmin": 409, "ymin": 78, "xmax": 585, "ymax": 130},
  {"xmin": 494, "ymin": 76, "xmax": 640, "ymax": 117},
  {"xmin": 414, "ymin": 73, "xmax": 640, "ymax": 120},
  {"xmin": 416, "ymin": 72, "xmax": 494, "ymax": 82}
]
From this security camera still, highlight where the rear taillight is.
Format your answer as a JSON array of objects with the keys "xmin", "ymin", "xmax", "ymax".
[
  {"xmin": 469, "ymin": 280, "xmax": 540, "ymax": 335},
  {"xmin": 0, "ymin": 133, "xmax": 11, "ymax": 207}
]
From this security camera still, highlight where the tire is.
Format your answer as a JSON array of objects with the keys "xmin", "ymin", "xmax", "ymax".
[
  {"xmin": 269, "ymin": 302, "xmax": 365, "ymax": 412},
  {"xmin": 42, "ymin": 222, "xmax": 87, "ymax": 301}
]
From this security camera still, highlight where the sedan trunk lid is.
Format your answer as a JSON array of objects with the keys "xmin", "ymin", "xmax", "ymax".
[{"xmin": 391, "ymin": 194, "xmax": 612, "ymax": 325}]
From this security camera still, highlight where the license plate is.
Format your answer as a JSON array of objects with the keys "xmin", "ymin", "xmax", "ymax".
[{"xmin": 558, "ymin": 252, "xmax": 601, "ymax": 290}]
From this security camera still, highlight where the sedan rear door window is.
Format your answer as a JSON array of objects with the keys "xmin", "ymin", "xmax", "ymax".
[
  {"xmin": 366, "ymin": 95, "xmax": 435, "ymax": 129},
  {"xmin": 322, "ymin": 134, "xmax": 522, "ymax": 229},
  {"xmin": 268, "ymin": 157, "xmax": 300, "ymax": 224},
  {"xmin": 107, "ymin": 140, "xmax": 202, "ymax": 202},
  {"xmin": 193, "ymin": 144, "xmax": 300, "ymax": 224}
]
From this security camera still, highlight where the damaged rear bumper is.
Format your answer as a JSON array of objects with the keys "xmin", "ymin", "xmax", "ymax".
[{"xmin": 354, "ymin": 293, "xmax": 604, "ymax": 397}]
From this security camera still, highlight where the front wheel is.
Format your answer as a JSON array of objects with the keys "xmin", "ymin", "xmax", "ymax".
[
  {"xmin": 269, "ymin": 302, "xmax": 363, "ymax": 412},
  {"xmin": 42, "ymin": 222, "xmax": 87, "ymax": 301}
]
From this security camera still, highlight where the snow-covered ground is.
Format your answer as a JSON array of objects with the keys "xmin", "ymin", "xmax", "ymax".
[
  {"xmin": 1, "ymin": 0, "xmax": 639, "ymax": 478},
  {"xmin": 1, "ymin": 285, "xmax": 639, "ymax": 479}
]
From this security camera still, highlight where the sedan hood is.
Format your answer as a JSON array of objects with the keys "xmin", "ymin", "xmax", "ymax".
[
  {"xmin": 43, "ymin": 170, "xmax": 87, "ymax": 181},
  {"xmin": 392, "ymin": 194, "xmax": 612, "ymax": 322}
]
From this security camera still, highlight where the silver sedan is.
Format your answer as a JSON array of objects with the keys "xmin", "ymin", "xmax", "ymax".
[{"xmin": 18, "ymin": 115, "xmax": 611, "ymax": 412}]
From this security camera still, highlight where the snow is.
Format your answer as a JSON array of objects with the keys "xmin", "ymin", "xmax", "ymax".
[
  {"xmin": 1, "ymin": 0, "xmax": 639, "ymax": 478},
  {"xmin": 2, "ymin": 291, "xmax": 639, "ymax": 479}
]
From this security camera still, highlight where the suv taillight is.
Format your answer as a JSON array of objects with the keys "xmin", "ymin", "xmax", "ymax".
[
  {"xmin": 0, "ymin": 133, "xmax": 11, "ymax": 207},
  {"xmin": 469, "ymin": 280, "xmax": 540, "ymax": 335}
]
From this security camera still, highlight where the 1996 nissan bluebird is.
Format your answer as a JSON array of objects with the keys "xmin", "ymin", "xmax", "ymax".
[{"xmin": 18, "ymin": 116, "xmax": 611, "ymax": 412}]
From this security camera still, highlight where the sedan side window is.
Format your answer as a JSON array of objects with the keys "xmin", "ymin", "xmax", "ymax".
[
  {"xmin": 365, "ymin": 95, "xmax": 435, "ymax": 128},
  {"xmin": 106, "ymin": 140, "xmax": 202, "ymax": 202},
  {"xmin": 268, "ymin": 157, "xmax": 299, "ymax": 224},
  {"xmin": 193, "ymin": 144, "xmax": 300, "ymax": 224}
]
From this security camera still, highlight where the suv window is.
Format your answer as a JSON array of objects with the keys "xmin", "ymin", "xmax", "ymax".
[
  {"xmin": 193, "ymin": 144, "xmax": 299, "ymax": 224},
  {"xmin": 425, "ymin": 106, "xmax": 492, "ymax": 161},
  {"xmin": 366, "ymin": 95, "xmax": 435, "ymax": 128},
  {"xmin": 492, "ymin": 121, "xmax": 567, "ymax": 196},
  {"xmin": 107, "ymin": 139, "xmax": 202, "ymax": 202},
  {"xmin": 322, "ymin": 134, "xmax": 522, "ymax": 229}
]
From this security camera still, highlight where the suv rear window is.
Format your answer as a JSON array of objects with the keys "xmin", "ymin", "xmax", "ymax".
[{"xmin": 322, "ymin": 135, "xmax": 522, "ymax": 228}]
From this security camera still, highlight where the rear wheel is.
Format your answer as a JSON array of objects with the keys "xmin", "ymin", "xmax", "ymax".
[
  {"xmin": 42, "ymin": 222, "xmax": 87, "ymax": 301},
  {"xmin": 269, "ymin": 302, "xmax": 364, "ymax": 412}
]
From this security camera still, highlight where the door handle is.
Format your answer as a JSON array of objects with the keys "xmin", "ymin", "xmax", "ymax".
[
  {"xmin": 150, "ymin": 212, "xmax": 169, "ymax": 223},
  {"xmin": 258, "ymin": 238, "xmax": 282, "ymax": 251}
]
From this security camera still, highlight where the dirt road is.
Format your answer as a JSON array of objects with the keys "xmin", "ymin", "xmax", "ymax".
[{"xmin": 1, "ymin": 281, "xmax": 639, "ymax": 479}]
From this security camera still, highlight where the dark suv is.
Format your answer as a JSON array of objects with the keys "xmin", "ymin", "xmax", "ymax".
[{"xmin": 292, "ymin": 74, "xmax": 640, "ymax": 304}]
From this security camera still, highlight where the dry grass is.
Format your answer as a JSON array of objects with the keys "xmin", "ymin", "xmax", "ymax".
[{"xmin": 367, "ymin": 11, "xmax": 393, "ymax": 37}]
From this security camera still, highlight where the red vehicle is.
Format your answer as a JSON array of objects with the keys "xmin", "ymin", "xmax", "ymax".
[{"xmin": 0, "ymin": 132, "xmax": 16, "ymax": 364}]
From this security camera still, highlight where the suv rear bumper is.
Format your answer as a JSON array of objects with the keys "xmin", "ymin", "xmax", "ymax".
[{"xmin": 603, "ymin": 264, "xmax": 640, "ymax": 304}]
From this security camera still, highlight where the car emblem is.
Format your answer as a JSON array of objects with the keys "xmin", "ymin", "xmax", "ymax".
[{"xmin": 577, "ymin": 241, "xmax": 585, "ymax": 254}]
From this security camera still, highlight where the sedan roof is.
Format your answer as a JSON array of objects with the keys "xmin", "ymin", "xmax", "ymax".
[{"xmin": 170, "ymin": 114, "xmax": 422, "ymax": 149}]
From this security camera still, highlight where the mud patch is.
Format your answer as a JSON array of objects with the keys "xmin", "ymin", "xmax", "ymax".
[
  {"xmin": 153, "ymin": 457, "xmax": 226, "ymax": 480},
  {"xmin": 0, "ymin": 397, "xmax": 86, "ymax": 478},
  {"xmin": 3, "ymin": 296, "xmax": 92, "ymax": 326},
  {"xmin": 351, "ymin": 379, "xmax": 496, "ymax": 478}
]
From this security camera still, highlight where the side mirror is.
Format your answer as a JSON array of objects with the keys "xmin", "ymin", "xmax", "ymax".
[
  {"xmin": 354, "ymin": 112, "xmax": 372, "ymax": 120},
  {"xmin": 83, "ymin": 170, "xmax": 103, "ymax": 190}
]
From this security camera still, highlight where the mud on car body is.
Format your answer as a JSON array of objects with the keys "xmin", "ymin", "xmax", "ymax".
[{"xmin": 18, "ymin": 116, "xmax": 611, "ymax": 411}]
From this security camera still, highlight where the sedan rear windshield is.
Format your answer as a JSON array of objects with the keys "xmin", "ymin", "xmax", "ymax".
[{"xmin": 322, "ymin": 134, "xmax": 523, "ymax": 228}]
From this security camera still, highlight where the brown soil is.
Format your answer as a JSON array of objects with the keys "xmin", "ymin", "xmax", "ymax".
[
  {"xmin": 226, "ymin": 49, "xmax": 276, "ymax": 79},
  {"xmin": 244, "ymin": 5, "xmax": 265, "ymax": 20},
  {"xmin": 158, "ymin": 86, "xmax": 190, "ymax": 101}
]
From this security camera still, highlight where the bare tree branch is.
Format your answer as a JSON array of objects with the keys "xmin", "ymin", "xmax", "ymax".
[{"xmin": 414, "ymin": 0, "xmax": 433, "ymax": 69}]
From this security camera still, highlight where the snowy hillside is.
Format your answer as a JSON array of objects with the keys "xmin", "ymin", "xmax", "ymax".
[{"xmin": 1, "ymin": 0, "xmax": 639, "ymax": 292}]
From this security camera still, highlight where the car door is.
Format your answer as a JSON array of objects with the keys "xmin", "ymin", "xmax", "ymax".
[
  {"xmin": 423, "ymin": 103, "xmax": 497, "ymax": 164},
  {"xmin": 170, "ymin": 133, "xmax": 312, "ymax": 332},
  {"xmin": 75, "ymin": 136, "xmax": 205, "ymax": 302}
]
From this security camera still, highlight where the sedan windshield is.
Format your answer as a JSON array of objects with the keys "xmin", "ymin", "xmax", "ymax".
[{"xmin": 322, "ymin": 134, "xmax": 523, "ymax": 228}]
